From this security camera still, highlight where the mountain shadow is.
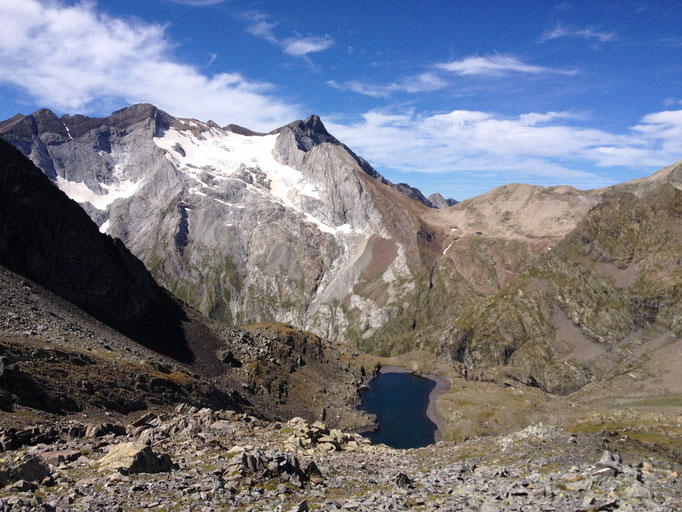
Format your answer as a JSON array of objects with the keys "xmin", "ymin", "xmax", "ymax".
[{"xmin": 0, "ymin": 139, "xmax": 193, "ymax": 362}]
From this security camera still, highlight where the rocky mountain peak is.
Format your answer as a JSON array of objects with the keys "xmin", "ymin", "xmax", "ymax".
[
  {"xmin": 0, "ymin": 113, "xmax": 24, "ymax": 131},
  {"xmin": 223, "ymin": 123, "xmax": 266, "ymax": 136},
  {"xmin": 302, "ymin": 114, "xmax": 329, "ymax": 134},
  {"xmin": 3, "ymin": 108, "xmax": 65, "ymax": 139},
  {"xmin": 271, "ymin": 114, "xmax": 339, "ymax": 151},
  {"xmin": 427, "ymin": 193, "xmax": 458, "ymax": 209}
]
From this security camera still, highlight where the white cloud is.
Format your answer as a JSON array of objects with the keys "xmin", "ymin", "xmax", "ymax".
[
  {"xmin": 517, "ymin": 111, "xmax": 586, "ymax": 125},
  {"xmin": 327, "ymin": 108, "xmax": 682, "ymax": 186},
  {"xmin": 282, "ymin": 36, "xmax": 334, "ymax": 57},
  {"xmin": 244, "ymin": 12, "xmax": 333, "ymax": 59},
  {"xmin": 402, "ymin": 72, "xmax": 450, "ymax": 93},
  {"xmin": 0, "ymin": 0, "xmax": 298, "ymax": 131},
  {"xmin": 328, "ymin": 55, "xmax": 575, "ymax": 99},
  {"xmin": 632, "ymin": 110, "xmax": 682, "ymax": 155},
  {"xmin": 539, "ymin": 25, "xmax": 617, "ymax": 43},
  {"xmin": 244, "ymin": 12, "xmax": 278, "ymax": 44},
  {"xmin": 436, "ymin": 54, "xmax": 577, "ymax": 76},
  {"xmin": 663, "ymin": 97, "xmax": 682, "ymax": 107},
  {"xmin": 326, "ymin": 80, "xmax": 392, "ymax": 98}
]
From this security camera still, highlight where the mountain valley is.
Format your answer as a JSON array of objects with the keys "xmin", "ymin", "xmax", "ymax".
[{"xmin": 0, "ymin": 105, "xmax": 680, "ymax": 511}]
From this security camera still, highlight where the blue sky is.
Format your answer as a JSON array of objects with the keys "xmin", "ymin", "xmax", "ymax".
[{"xmin": 1, "ymin": 1, "xmax": 681, "ymax": 199}]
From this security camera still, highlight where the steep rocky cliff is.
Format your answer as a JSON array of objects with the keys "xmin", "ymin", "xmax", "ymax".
[
  {"xmin": 0, "ymin": 138, "xmax": 193, "ymax": 361},
  {"xmin": 0, "ymin": 105, "xmax": 443, "ymax": 343}
]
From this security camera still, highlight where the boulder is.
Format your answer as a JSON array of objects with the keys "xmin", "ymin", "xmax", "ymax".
[
  {"xmin": 595, "ymin": 450, "xmax": 622, "ymax": 477},
  {"xmin": 97, "ymin": 442, "xmax": 175, "ymax": 475},
  {"xmin": 0, "ymin": 453, "xmax": 51, "ymax": 487},
  {"xmin": 40, "ymin": 449, "xmax": 82, "ymax": 465},
  {"xmin": 8, "ymin": 479, "xmax": 37, "ymax": 492}
]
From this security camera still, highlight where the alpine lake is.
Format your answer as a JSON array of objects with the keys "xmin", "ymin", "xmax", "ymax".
[{"xmin": 359, "ymin": 370, "xmax": 438, "ymax": 449}]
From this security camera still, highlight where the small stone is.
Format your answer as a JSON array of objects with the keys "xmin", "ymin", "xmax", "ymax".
[
  {"xmin": 395, "ymin": 473, "xmax": 412, "ymax": 489},
  {"xmin": 9, "ymin": 479, "xmax": 37, "ymax": 492},
  {"xmin": 290, "ymin": 499, "xmax": 308, "ymax": 512}
]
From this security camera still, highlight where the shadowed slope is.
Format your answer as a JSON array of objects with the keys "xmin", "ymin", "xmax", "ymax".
[{"xmin": 0, "ymin": 139, "xmax": 193, "ymax": 362}]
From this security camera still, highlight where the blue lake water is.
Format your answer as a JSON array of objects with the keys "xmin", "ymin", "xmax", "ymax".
[{"xmin": 359, "ymin": 371, "xmax": 437, "ymax": 449}]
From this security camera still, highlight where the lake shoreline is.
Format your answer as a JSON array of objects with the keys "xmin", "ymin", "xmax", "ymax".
[{"xmin": 377, "ymin": 365, "xmax": 451, "ymax": 443}]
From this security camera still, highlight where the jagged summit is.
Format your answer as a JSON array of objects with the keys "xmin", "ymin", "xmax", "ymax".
[
  {"xmin": 427, "ymin": 193, "xmax": 457, "ymax": 209},
  {"xmin": 271, "ymin": 113, "xmax": 339, "ymax": 151}
]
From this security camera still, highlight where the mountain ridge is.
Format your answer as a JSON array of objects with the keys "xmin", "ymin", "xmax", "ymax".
[{"xmin": 1, "ymin": 104, "xmax": 680, "ymax": 396}]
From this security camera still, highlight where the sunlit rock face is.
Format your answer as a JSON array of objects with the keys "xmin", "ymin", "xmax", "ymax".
[{"xmin": 0, "ymin": 104, "xmax": 432, "ymax": 342}]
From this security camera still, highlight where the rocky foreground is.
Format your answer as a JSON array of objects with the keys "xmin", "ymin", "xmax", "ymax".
[{"xmin": 0, "ymin": 405, "xmax": 679, "ymax": 511}]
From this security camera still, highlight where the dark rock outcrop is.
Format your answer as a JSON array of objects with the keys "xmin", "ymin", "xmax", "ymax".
[{"xmin": 0, "ymin": 139, "xmax": 193, "ymax": 362}]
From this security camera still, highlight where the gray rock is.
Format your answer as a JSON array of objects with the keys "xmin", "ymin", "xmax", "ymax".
[
  {"xmin": 0, "ymin": 453, "xmax": 51, "ymax": 486},
  {"xmin": 395, "ymin": 472, "xmax": 412, "ymax": 489},
  {"xmin": 290, "ymin": 500, "xmax": 308, "ymax": 512},
  {"xmin": 8, "ymin": 479, "xmax": 37, "ymax": 492}
]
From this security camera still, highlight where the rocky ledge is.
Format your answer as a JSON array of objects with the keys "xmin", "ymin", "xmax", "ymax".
[{"xmin": 0, "ymin": 405, "xmax": 679, "ymax": 511}]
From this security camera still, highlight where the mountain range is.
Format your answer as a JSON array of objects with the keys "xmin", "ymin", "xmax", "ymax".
[{"xmin": 1, "ymin": 104, "xmax": 680, "ymax": 397}]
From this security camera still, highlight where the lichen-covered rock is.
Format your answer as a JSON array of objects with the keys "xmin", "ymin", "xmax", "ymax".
[{"xmin": 97, "ymin": 442, "xmax": 175, "ymax": 475}]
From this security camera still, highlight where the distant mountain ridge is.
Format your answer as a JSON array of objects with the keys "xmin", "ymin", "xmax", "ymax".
[
  {"xmin": 1, "ymin": 104, "xmax": 681, "ymax": 395},
  {"xmin": 437, "ymin": 184, "xmax": 682, "ymax": 394}
]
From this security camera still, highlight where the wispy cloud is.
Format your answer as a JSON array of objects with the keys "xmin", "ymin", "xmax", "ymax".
[
  {"xmin": 660, "ymin": 37, "xmax": 682, "ymax": 47},
  {"xmin": 244, "ymin": 12, "xmax": 334, "ymax": 59},
  {"xmin": 327, "ymin": 72, "xmax": 448, "ymax": 98},
  {"xmin": 244, "ymin": 12, "xmax": 278, "ymax": 44},
  {"xmin": 402, "ymin": 72, "xmax": 450, "ymax": 92},
  {"xmin": 329, "ymin": 55, "xmax": 572, "ymax": 98},
  {"xmin": 436, "ymin": 54, "xmax": 577, "ymax": 76},
  {"xmin": 327, "ymin": 80, "xmax": 391, "ymax": 98},
  {"xmin": 663, "ymin": 97, "xmax": 682, "ymax": 107},
  {"xmin": 281, "ymin": 35, "xmax": 334, "ymax": 57},
  {"xmin": 0, "ymin": 0, "xmax": 298, "ymax": 131},
  {"xmin": 327, "ymin": 108, "xmax": 682, "ymax": 187},
  {"xmin": 167, "ymin": 0, "xmax": 226, "ymax": 5},
  {"xmin": 539, "ymin": 24, "xmax": 617, "ymax": 43}
]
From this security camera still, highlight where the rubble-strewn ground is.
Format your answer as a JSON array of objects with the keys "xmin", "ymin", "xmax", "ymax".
[
  {"xmin": 0, "ymin": 264, "xmax": 375, "ymax": 431},
  {"xmin": 0, "ymin": 405, "xmax": 679, "ymax": 511}
]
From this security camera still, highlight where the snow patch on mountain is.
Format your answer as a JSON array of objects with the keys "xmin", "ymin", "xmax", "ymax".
[
  {"xmin": 153, "ymin": 126, "xmax": 350, "ymax": 235},
  {"xmin": 55, "ymin": 176, "xmax": 141, "ymax": 210}
]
